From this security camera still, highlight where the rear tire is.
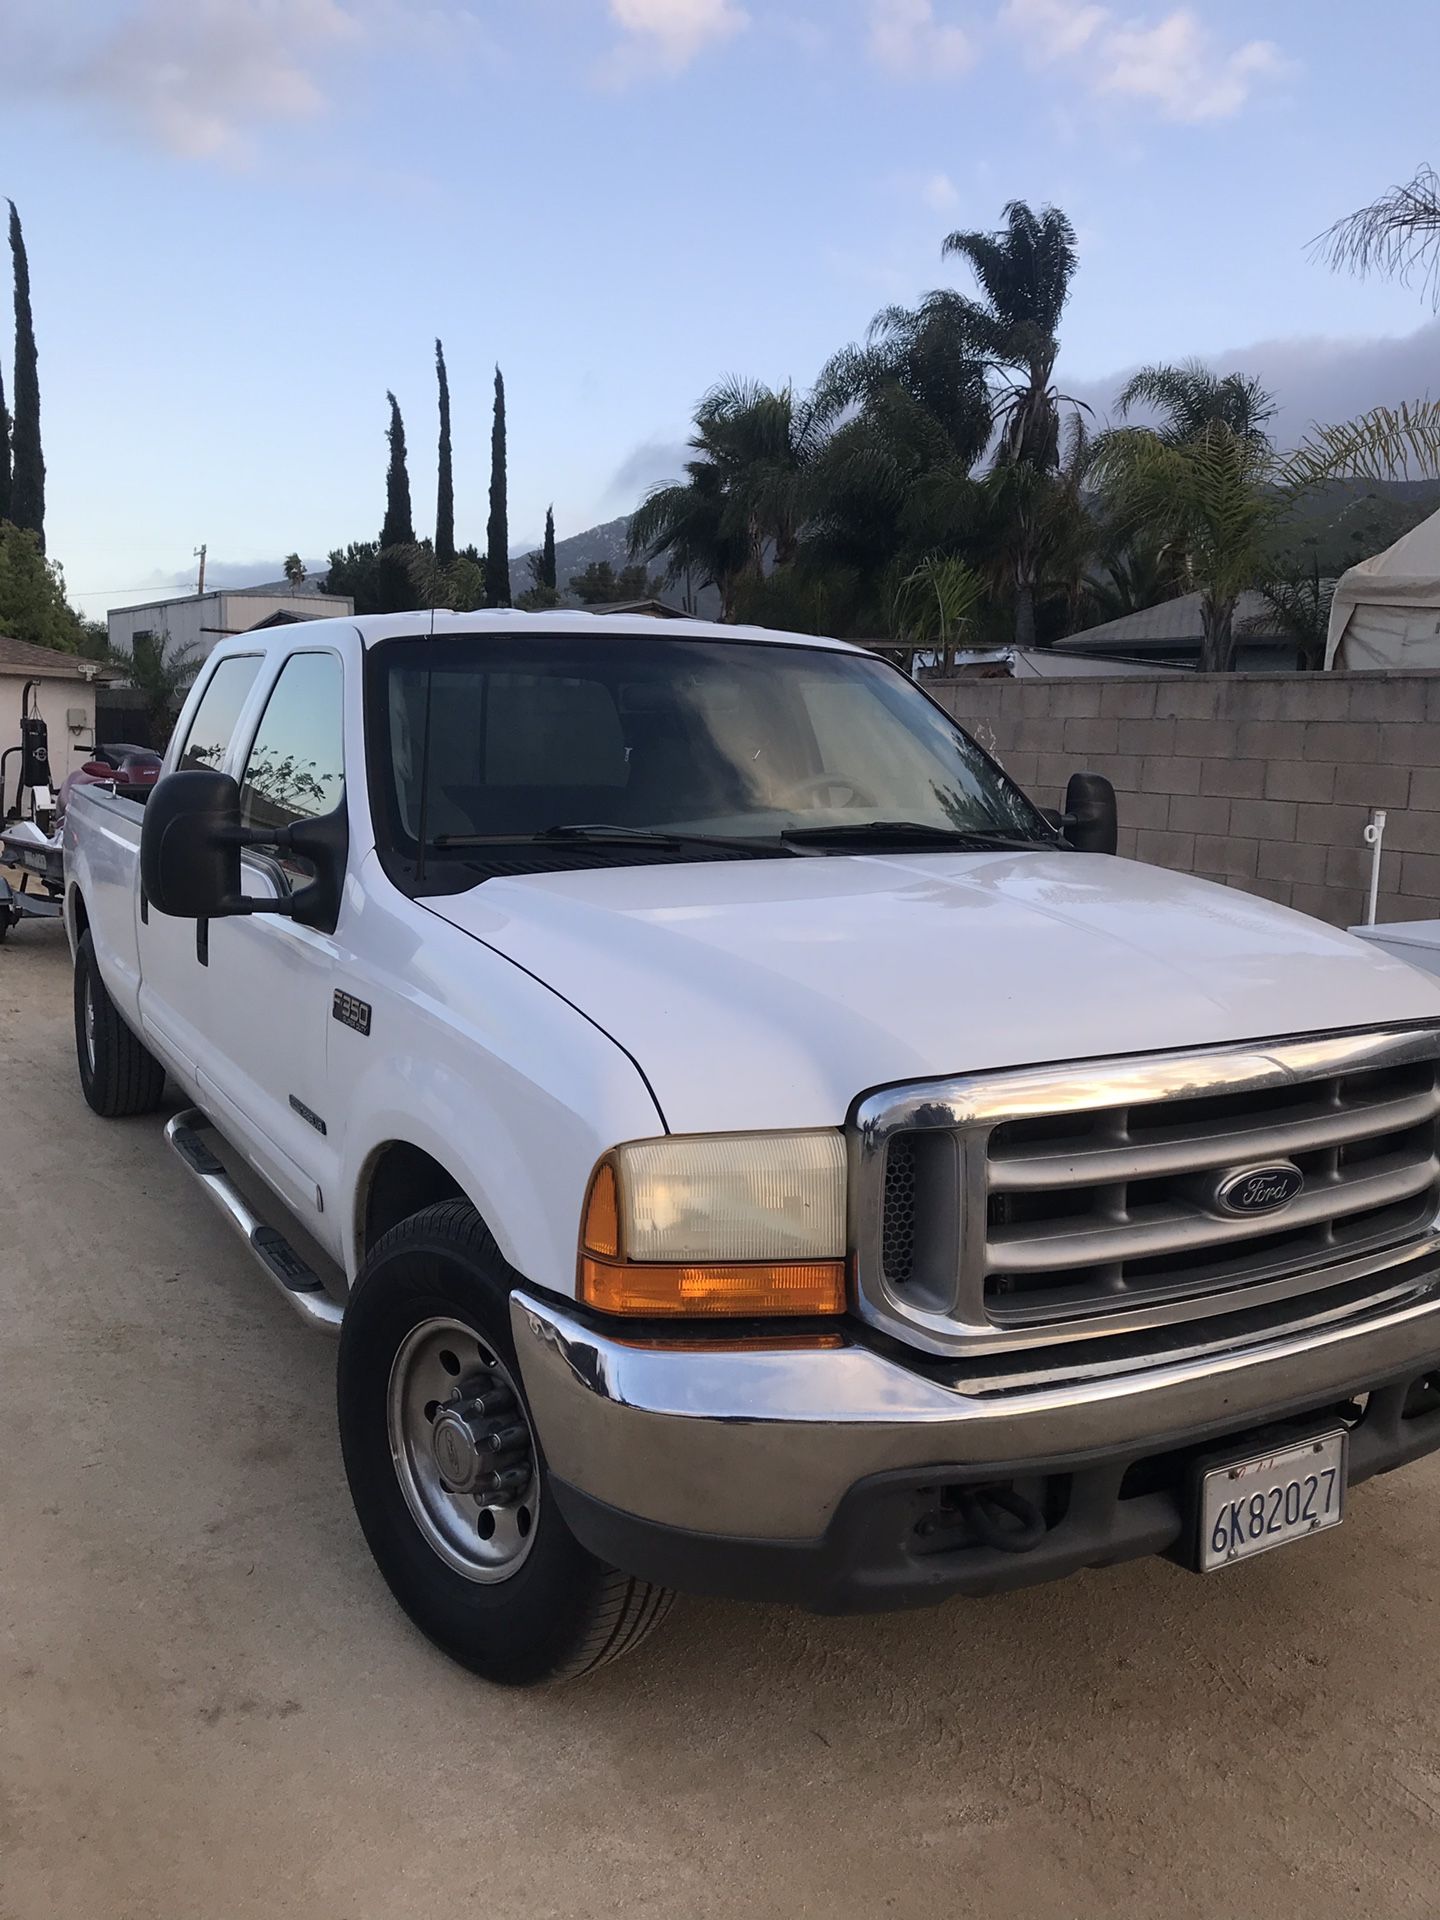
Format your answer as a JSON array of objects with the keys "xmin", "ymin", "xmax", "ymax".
[
  {"xmin": 338, "ymin": 1200, "xmax": 674, "ymax": 1685},
  {"xmin": 74, "ymin": 928, "xmax": 168, "ymax": 1118}
]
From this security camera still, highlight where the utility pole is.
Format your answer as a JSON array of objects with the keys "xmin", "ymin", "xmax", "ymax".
[{"xmin": 194, "ymin": 543, "xmax": 207, "ymax": 595}]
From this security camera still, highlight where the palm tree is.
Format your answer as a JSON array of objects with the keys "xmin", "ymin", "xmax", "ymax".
[
  {"xmin": 1091, "ymin": 379, "xmax": 1440, "ymax": 671},
  {"xmin": 629, "ymin": 378, "xmax": 830, "ymax": 612},
  {"xmin": 1027, "ymin": 408, "xmax": 1099, "ymax": 635},
  {"xmin": 797, "ymin": 300, "xmax": 992, "ymax": 631},
  {"xmin": 892, "ymin": 554, "xmax": 982, "ymax": 673},
  {"xmin": 628, "ymin": 457, "xmax": 749, "ymax": 619},
  {"xmin": 909, "ymin": 416, "xmax": 1095, "ymax": 653},
  {"xmin": 1115, "ymin": 360, "xmax": 1276, "ymax": 446},
  {"xmin": 940, "ymin": 200, "xmax": 1080, "ymax": 471},
  {"xmin": 114, "ymin": 628, "xmax": 201, "ymax": 741},
  {"xmin": 283, "ymin": 552, "xmax": 307, "ymax": 588},
  {"xmin": 817, "ymin": 296, "xmax": 993, "ymax": 472},
  {"xmin": 913, "ymin": 199, "xmax": 1082, "ymax": 643},
  {"xmin": 1079, "ymin": 531, "xmax": 1186, "ymax": 628},
  {"xmin": 1242, "ymin": 554, "xmax": 1334, "ymax": 672},
  {"xmin": 1315, "ymin": 163, "xmax": 1440, "ymax": 310}
]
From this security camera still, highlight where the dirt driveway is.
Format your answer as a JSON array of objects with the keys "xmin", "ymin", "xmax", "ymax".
[{"xmin": 2, "ymin": 921, "xmax": 1439, "ymax": 1918}]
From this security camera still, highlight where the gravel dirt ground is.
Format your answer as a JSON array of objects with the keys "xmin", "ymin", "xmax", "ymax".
[{"xmin": 3, "ymin": 919, "xmax": 1440, "ymax": 1918}]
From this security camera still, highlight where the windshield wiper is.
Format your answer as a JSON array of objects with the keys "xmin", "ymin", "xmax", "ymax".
[
  {"xmin": 779, "ymin": 820, "xmax": 1053, "ymax": 851},
  {"xmin": 431, "ymin": 823, "xmax": 807, "ymax": 857}
]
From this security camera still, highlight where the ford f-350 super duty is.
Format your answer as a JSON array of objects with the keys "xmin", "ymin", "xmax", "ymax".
[{"xmin": 65, "ymin": 612, "xmax": 1440, "ymax": 1683}]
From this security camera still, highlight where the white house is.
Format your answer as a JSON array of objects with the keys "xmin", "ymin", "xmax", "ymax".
[
  {"xmin": 1, "ymin": 634, "xmax": 117, "ymax": 808},
  {"xmin": 107, "ymin": 579, "xmax": 353, "ymax": 663}
]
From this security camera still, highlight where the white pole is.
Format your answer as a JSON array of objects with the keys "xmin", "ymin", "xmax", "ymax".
[{"xmin": 1363, "ymin": 808, "xmax": 1387, "ymax": 926}]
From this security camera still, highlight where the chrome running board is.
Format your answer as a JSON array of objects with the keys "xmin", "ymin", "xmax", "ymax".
[{"xmin": 165, "ymin": 1107, "xmax": 344, "ymax": 1336}]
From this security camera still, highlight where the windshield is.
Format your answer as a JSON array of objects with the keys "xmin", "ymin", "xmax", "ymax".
[{"xmin": 370, "ymin": 633, "xmax": 1050, "ymax": 871}]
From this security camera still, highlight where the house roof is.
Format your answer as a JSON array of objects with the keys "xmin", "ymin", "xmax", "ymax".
[
  {"xmin": 587, "ymin": 598, "xmax": 690, "ymax": 619},
  {"xmin": 108, "ymin": 580, "xmax": 351, "ymax": 617},
  {"xmin": 244, "ymin": 609, "xmax": 312, "ymax": 629},
  {"xmin": 0, "ymin": 634, "xmax": 120, "ymax": 681},
  {"xmin": 1063, "ymin": 589, "xmax": 1282, "ymax": 654}
]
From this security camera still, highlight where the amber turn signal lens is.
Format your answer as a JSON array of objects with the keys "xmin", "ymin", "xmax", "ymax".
[
  {"xmin": 580, "ymin": 1256, "xmax": 847, "ymax": 1318},
  {"xmin": 581, "ymin": 1161, "xmax": 621, "ymax": 1260}
]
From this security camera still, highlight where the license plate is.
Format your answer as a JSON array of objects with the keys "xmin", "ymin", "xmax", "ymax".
[{"xmin": 1197, "ymin": 1429, "xmax": 1347, "ymax": 1571}]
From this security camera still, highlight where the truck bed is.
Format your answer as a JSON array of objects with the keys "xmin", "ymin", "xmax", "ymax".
[{"xmin": 64, "ymin": 786, "xmax": 148, "ymax": 1028}]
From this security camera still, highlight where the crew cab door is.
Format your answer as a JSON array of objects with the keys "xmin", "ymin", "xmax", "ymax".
[
  {"xmin": 137, "ymin": 652, "xmax": 264, "ymax": 1080},
  {"xmin": 197, "ymin": 648, "xmax": 350, "ymax": 1249}
]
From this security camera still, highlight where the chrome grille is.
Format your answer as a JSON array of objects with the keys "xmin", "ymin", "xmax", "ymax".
[{"xmin": 855, "ymin": 1027, "xmax": 1440, "ymax": 1357}]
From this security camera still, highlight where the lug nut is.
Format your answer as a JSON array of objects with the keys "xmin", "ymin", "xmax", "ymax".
[
  {"xmin": 477, "ymin": 1464, "xmax": 532, "ymax": 1504},
  {"xmin": 464, "ymin": 1386, "xmax": 516, "ymax": 1420},
  {"xmin": 481, "ymin": 1422, "xmax": 529, "ymax": 1455}
]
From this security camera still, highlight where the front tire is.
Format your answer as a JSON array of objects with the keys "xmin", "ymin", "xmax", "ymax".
[
  {"xmin": 74, "ymin": 928, "xmax": 168, "ymax": 1117},
  {"xmin": 337, "ymin": 1201, "xmax": 674, "ymax": 1685}
]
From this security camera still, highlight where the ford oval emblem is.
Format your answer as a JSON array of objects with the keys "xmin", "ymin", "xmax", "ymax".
[{"xmin": 1212, "ymin": 1162, "xmax": 1305, "ymax": 1218}]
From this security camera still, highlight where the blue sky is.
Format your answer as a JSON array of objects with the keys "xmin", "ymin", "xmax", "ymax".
[{"xmin": 3, "ymin": 0, "xmax": 1438, "ymax": 614}]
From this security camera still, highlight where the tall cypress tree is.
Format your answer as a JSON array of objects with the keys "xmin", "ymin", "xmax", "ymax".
[
  {"xmin": 541, "ymin": 504, "xmax": 556, "ymax": 590},
  {"xmin": 0, "ymin": 362, "xmax": 11, "ymax": 524},
  {"xmin": 434, "ymin": 338, "xmax": 455, "ymax": 566},
  {"xmin": 8, "ymin": 201, "xmax": 45, "ymax": 551},
  {"xmin": 380, "ymin": 389, "xmax": 414, "ymax": 548},
  {"xmin": 486, "ymin": 366, "xmax": 511, "ymax": 607}
]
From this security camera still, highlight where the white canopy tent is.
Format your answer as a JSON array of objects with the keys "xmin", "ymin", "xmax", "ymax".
[{"xmin": 1326, "ymin": 505, "xmax": 1440, "ymax": 669}]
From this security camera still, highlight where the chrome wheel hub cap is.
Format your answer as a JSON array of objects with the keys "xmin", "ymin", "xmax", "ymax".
[{"xmin": 387, "ymin": 1317, "xmax": 539, "ymax": 1583}]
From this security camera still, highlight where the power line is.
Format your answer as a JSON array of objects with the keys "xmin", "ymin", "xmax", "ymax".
[{"xmin": 70, "ymin": 583, "xmax": 200, "ymax": 598}]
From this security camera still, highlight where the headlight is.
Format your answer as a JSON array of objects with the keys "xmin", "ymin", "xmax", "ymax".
[{"xmin": 579, "ymin": 1131, "xmax": 848, "ymax": 1317}]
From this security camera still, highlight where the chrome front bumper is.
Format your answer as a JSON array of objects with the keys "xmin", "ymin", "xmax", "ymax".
[{"xmin": 511, "ymin": 1248, "xmax": 1440, "ymax": 1544}]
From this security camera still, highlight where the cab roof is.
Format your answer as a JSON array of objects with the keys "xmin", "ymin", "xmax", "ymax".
[{"xmin": 236, "ymin": 608, "xmax": 863, "ymax": 654}]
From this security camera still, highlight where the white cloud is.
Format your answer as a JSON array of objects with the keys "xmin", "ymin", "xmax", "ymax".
[
  {"xmin": 868, "ymin": 0, "xmax": 976, "ymax": 78},
  {"xmin": 887, "ymin": 168, "xmax": 963, "ymax": 219},
  {"xmin": 608, "ymin": 437, "xmax": 692, "ymax": 502},
  {"xmin": 891, "ymin": 168, "xmax": 962, "ymax": 213},
  {"xmin": 999, "ymin": 0, "xmax": 1105, "ymax": 60},
  {"xmin": 82, "ymin": 0, "xmax": 351, "ymax": 158},
  {"xmin": 0, "ymin": 0, "xmax": 481, "ymax": 161},
  {"xmin": 920, "ymin": 169, "xmax": 962, "ymax": 212},
  {"xmin": 770, "ymin": 13, "xmax": 830, "ymax": 54},
  {"xmin": 1062, "ymin": 320, "xmax": 1440, "ymax": 451},
  {"xmin": 1098, "ymin": 11, "xmax": 1282, "ymax": 122},
  {"xmin": 999, "ymin": 0, "xmax": 1282, "ymax": 123},
  {"xmin": 607, "ymin": 0, "xmax": 748, "ymax": 72}
]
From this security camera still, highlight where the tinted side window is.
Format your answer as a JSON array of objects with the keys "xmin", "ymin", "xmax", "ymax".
[
  {"xmin": 240, "ymin": 653, "xmax": 346, "ymax": 866},
  {"xmin": 177, "ymin": 656, "xmax": 262, "ymax": 772}
]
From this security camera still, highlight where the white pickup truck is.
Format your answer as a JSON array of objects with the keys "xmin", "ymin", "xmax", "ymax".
[{"xmin": 66, "ymin": 612, "xmax": 1440, "ymax": 1684}]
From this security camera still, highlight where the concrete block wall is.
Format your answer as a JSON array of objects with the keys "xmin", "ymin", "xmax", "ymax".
[{"xmin": 929, "ymin": 670, "xmax": 1440, "ymax": 928}]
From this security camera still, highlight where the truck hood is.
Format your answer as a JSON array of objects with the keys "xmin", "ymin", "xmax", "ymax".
[{"xmin": 423, "ymin": 852, "xmax": 1440, "ymax": 1133}]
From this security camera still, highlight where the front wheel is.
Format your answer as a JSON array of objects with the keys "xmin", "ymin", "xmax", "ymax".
[{"xmin": 337, "ymin": 1201, "xmax": 674, "ymax": 1684}]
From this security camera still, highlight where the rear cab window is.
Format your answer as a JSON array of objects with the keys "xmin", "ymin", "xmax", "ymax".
[{"xmin": 176, "ymin": 656, "xmax": 263, "ymax": 772}]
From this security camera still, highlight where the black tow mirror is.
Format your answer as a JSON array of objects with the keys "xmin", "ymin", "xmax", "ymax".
[
  {"xmin": 140, "ymin": 768, "xmax": 348, "ymax": 930},
  {"xmin": 1061, "ymin": 771, "xmax": 1118, "ymax": 855},
  {"xmin": 141, "ymin": 770, "xmax": 247, "ymax": 917}
]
